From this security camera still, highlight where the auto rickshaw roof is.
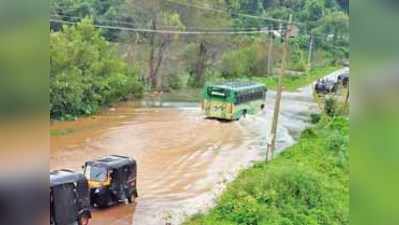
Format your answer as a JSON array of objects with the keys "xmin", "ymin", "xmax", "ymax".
[
  {"xmin": 85, "ymin": 155, "xmax": 135, "ymax": 169},
  {"xmin": 50, "ymin": 169, "xmax": 85, "ymax": 187}
]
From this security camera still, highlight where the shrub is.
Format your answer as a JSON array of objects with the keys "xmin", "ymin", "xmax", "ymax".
[
  {"xmin": 324, "ymin": 97, "xmax": 337, "ymax": 117},
  {"xmin": 326, "ymin": 129, "xmax": 349, "ymax": 168},
  {"xmin": 50, "ymin": 18, "xmax": 143, "ymax": 119},
  {"xmin": 301, "ymin": 127, "xmax": 317, "ymax": 139},
  {"xmin": 327, "ymin": 130, "xmax": 347, "ymax": 152},
  {"xmin": 167, "ymin": 73, "xmax": 184, "ymax": 90},
  {"xmin": 219, "ymin": 40, "xmax": 270, "ymax": 78},
  {"xmin": 310, "ymin": 113, "xmax": 321, "ymax": 124},
  {"xmin": 220, "ymin": 47, "xmax": 256, "ymax": 78}
]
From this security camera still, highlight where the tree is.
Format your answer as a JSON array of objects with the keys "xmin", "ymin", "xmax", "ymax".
[
  {"xmin": 175, "ymin": 0, "xmax": 233, "ymax": 87},
  {"xmin": 147, "ymin": 12, "xmax": 185, "ymax": 90},
  {"xmin": 314, "ymin": 11, "xmax": 349, "ymax": 62},
  {"xmin": 50, "ymin": 0, "xmax": 135, "ymax": 41},
  {"xmin": 304, "ymin": 0, "xmax": 324, "ymax": 24},
  {"xmin": 335, "ymin": 0, "xmax": 349, "ymax": 13},
  {"xmin": 50, "ymin": 18, "xmax": 143, "ymax": 119}
]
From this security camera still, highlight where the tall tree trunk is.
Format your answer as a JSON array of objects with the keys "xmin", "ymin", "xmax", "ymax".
[
  {"xmin": 194, "ymin": 41, "xmax": 207, "ymax": 87},
  {"xmin": 148, "ymin": 19, "xmax": 157, "ymax": 89},
  {"xmin": 127, "ymin": 37, "xmax": 135, "ymax": 72},
  {"xmin": 153, "ymin": 40, "xmax": 168, "ymax": 90}
]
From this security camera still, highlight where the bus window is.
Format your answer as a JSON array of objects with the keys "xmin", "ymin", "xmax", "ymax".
[{"xmin": 207, "ymin": 87, "xmax": 228, "ymax": 99}]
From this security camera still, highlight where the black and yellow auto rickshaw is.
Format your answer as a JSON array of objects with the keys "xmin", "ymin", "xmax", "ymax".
[
  {"xmin": 83, "ymin": 155, "xmax": 138, "ymax": 208},
  {"xmin": 50, "ymin": 169, "xmax": 91, "ymax": 225}
]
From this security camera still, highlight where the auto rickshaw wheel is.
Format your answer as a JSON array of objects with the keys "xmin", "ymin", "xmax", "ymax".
[
  {"xmin": 79, "ymin": 216, "xmax": 90, "ymax": 225},
  {"xmin": 127, "ymin": 192, "xmax": 135, "ymax": 203},
  {"xmin": 242, "ymin": 110, "xmax": 247, "ymax": 118}
]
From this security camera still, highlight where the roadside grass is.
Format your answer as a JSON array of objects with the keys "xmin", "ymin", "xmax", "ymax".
[
  {"xmin": 314, "ymin": 85, "xmax": 350, "ymax": 116},
  {"xmin": 253, "ymin": 66, "xmax": 339, "ymax": 91},
  {"xmin": 183, "ymin": 115, "xmax": 349, "ymax": 225}
]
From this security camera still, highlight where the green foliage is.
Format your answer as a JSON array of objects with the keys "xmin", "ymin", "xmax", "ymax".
[
  {"xmin": 184, "ymin": 116, "xmax": 349, "ymax": 225},
  {"xmin": 50, "ymin": 18, "xmax": 143, "ymax": 119},
  {"xmin": 310, "ymin": 113, "xmax": 322, "ymax": 124},
  {"xmin": 50, "ymin": 0, "xmax": 131, "ymax": 41},
  {"xmin": 220, "ymin": 46, "xmax": 257, "ymax": 78},
  {"xmin": 324, "ymin": 97, "xmax": 337, "ymax": 117},
  {"xmin": 225, "ymin": 0, "xmax": 349, "ymax": 67},
  {"xmin": 327, "ymin": 130, "xmax": 347, "ymax": 152},
  {"xmin": 314, "ymin": 11, "xmax": 349, "ymax": 63},
  {"xmin": 166, "ymin": 72, "xmax": 188, "ymax": 90},
  {"xmin": 285, "ymin": 37, "xmax": 309, "ymax": 71},
  {"xmin": 304, "ymin": 0, "xmax": 325, "ymax": 26},
  {"xmin": 301, "ymin": 127, "xmax": 317, "ymax": 139},
  {"xmin": 50, "ymin": 0, "xmax": 349, "ymax": 93},
  {"xmin": 215, "ymin": 165, "xmax": 334, "ymax": 225},
  {"xmin": 219, "ymin": 39, "xmax": 269, "ymax": 78},
  {"xmin": 254, "ymin": 66, "xmax": 338, "ymax": 91}
]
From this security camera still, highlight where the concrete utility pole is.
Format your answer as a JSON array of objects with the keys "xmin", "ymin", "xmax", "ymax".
[
  {"xmin": 307, "ymin": 33, "xmax": 314, "ymax": 72},
  {"xmin": 267, "ymin": 15, "xmax": 293, "ymax": 161}
]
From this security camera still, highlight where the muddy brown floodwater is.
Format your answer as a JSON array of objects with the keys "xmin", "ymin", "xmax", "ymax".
[{"xmin": 50, "ymin": 68, "xmax": 346, "ymax": 225}]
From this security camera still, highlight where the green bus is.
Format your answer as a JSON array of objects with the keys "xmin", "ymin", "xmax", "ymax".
[{"xmin": 202, "ymin": 81, "xmax": 267, "ymax": 120}]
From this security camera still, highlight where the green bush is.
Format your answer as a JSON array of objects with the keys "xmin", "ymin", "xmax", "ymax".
[
  {"xmin": 310, "ymin": 113, "xmax": 322, "ymax": 124},
  {"xmin": 324, "ymin": 97, "xmax": 338, "ymax": 117},
  {"xmin": 167, "ymin": 72, "xmax": 189, "ymax": 90},
  {"xmin": 50, "ymin": 18, "xmax": 143, "ymax": 119},
  {"xmin": 254, "ymin": 66, "xmax": 339, "ymax": 91},
  {"xmin": 219, "ymin": 39, "xmax": 274, "ymax": 78},
  {"xmin": 301, "ymin": 127, "xmax": 317, "ymax": 139},
  {"xmin": 327, "ymin": 131, "xmax": 347, "ymax": 152},
  {"xmin": 326, "ymin": 129, "xmax": 349, "ymax": 169},
  {"xmin": 220, "ymin": 47, "xmax": 256, "ymax": 78}
]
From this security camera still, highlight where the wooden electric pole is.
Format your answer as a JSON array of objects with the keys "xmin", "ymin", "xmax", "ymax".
[
  {"xmin": 267, "ymin": 15, "xmax": 293, "ymax": 161},
  {"xmin": 267, "ymin": 27, "xmax": 274, "ymax": 75}
]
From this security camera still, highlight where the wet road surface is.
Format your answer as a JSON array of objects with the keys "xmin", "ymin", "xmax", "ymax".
[{"xmin": 50, "ymin": 68, "xmax": 346, "ymax": 225}]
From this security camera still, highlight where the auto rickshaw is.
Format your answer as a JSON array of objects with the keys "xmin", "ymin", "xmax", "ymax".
[
  {"xmin": 83, "ymin": 155, "xmax": 138, "ymax": 208},
  {"xmin": 50, "ymin": 169, "xmax": 91, "ymax": 225}
]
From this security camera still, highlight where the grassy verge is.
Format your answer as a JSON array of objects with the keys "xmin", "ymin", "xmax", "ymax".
[
  {"xmin": 253, "ymin": 66, "xmax": 339, "ymax": 91},
  {"xmin": 183, "ymin": 115, "xmax": 349, "ymax": 225},
  {"xmin": 313, "ymin": 83, "xmax": 350, "ymax": 118}
]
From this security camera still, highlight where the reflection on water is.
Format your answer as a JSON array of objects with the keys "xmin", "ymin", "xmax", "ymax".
[{"xmin": 50, "ymin": 69, "xmax": 349, "ymax": 225}]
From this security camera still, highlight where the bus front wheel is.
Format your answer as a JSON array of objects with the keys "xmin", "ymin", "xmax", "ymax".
[
  {"xmin": 242, "ymin": 110, "xmax": 247, "ymax": 118},
  {"xmin": 236, "ymin": 110, "xmax": 247, "ymax": 121}
]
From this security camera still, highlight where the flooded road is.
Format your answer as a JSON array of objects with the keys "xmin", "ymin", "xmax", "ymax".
[{"xmin": 50, "ymin": 69, "xmax": 346, "ymax": 225}]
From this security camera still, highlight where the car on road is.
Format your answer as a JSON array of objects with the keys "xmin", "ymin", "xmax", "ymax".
[
  {"xmin": 50, "ymin": 169, "xmax": 91, "ymax": 225},
  {"xmin": 314, "ymin": 78, "xmax": 339, "ymax": 94},
  {"xmin": 83, "ymin": 155, "xmax": 138, "ymax": 208},
  {"xmin": 338, "ymin": 72, "xmax": 349, "ymax": 87}
]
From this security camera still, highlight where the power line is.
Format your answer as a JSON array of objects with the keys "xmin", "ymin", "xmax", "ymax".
[
  {"xmin": 50, "ymin": 0, "xmax": 299, "ymax": 25},
  {"xmin": 50, "ymin": 16, "xmax": 339, "ymax": 42},
  {"xmin": 50, "ymin": 19, "xmax": 269, "ymax": 35},
  {"xmin": 163, "ymin": 0, "xmax": 302, "ymax": 25},
  {"xmin": 51, "ymin": 5, "xmax": 283, "ymax": 32},
  {"xmin": 51, "ymin": 14, "xmax": 266, "ymax": 32}
]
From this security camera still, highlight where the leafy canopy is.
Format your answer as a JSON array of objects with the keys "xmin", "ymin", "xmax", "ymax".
[{"xmin": 50, "ymin": 18, "xmax": 143, "ymax": 119}]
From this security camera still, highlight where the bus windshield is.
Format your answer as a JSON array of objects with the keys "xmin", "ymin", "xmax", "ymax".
[
  {"xmin": 85, "ymin": 166, "xmax": 108, "ymax": 182},
  {"xmin": 207, "ymin": 87, "xmax": 229, "ymax": 99}
]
